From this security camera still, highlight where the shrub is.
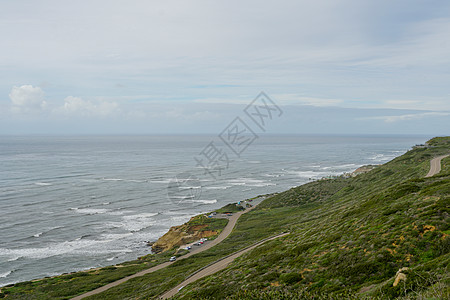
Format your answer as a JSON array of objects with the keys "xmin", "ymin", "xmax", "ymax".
[{"xmin": 279, "ymin": 272, "xmax": 302, "ymax": 284}]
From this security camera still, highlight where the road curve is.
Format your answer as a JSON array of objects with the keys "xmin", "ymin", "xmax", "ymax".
[
  {"xmin": 71, "ymin": 199, "xmax": 263, "ymax": 300},
  {"xmin": 426, "ymin": 154, "xmax": 449, "ymax": 177},
  {"xmin": 160, "ymin": 232, "xmax": 290, "ymax": 299}
]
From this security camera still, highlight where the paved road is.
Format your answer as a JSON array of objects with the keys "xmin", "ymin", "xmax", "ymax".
[
  {"xmin": 160, "ymin": 232, "xmax": 289, "ymax": 299},
  {"xmin": 426, "ymin": 154, "xmax": 449, "ymax": 177},
  {"xmin": 71, "ymin": 198, "xmax": 264, "ymax": 300}
]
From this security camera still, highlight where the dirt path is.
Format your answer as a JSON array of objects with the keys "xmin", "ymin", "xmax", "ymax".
[
  {"xmin": 160, "ymin": 232, "xmax": 289, "ymax": 299},
  {"xmin": 426, "ymin": 154, "xmax": 449, "ymax": 177},
  {"xmin": 71, "ymin": 198, "xmax": 264, "ymax": 300}
]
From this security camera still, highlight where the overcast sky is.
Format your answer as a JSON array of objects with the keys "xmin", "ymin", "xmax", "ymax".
[{"xmin": 1, "ymin": 0, "xmax": 449, "ymax": 135}]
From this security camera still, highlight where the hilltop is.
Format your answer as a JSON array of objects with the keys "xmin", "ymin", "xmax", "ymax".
[{"xmin": 1, "ymin": 136, "xmax": 449, "ymax": 299}]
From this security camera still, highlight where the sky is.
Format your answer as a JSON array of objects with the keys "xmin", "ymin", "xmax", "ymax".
[{"xmin": 0, "ymin": 0, "xmax": 449, "ymax": 135}]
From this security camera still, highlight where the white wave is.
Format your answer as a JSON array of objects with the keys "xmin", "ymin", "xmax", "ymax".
[
  {"xmin": 337, "ymin": 163, "xmax": 358, "ymax": 168},
  {"xmin": 368, "ymin": 153, "xmax": 395, "ymax": 162},
  {"xmin": 204, "ymin": 186, "xmax": 231, "ymax": 190},
  {"xmin": 123, "ymin": 212, "xmax": 158, "ymax": 219},
  {"xmin": 164, "ymin": 211, "xmax": 192, "ymax": 216},
  {"xmin": 285, "ymin": 170, "xmax": 340, "ymax": 178},
  {"xmin": 100, "ymin": 233, "xmax": 133, "ymax": 240},
  {"xmin": 0, "ymin": 239, "xmax": 121, "ymax": 260},
  {"xmin": 320, "ymin": 164, "xmax": 357, "ymax": 170},
  {"xmin": 102, "ymin": 178, "xmax": 124, "ymax": 181},
  {"xmin": 170, "ymin": 195, "xmax": 195, "ymax": 200},
  {"xmin": 108, "ymin": 210, "xmax": 126, "ymax": 216},
  {"xmin": 0, "ymin": 270, "xmax": 12, "ymax": 278},
  {"xmin": 105, "ymin": 212, "xmax": 159, "ymax": 232},
  {"xmin": 106, "ymin": 256, "xmax": 116, "ymax": 261},
  {"xmin": 149, "ymin": 179, "xmax": 171, "ymax": 184},
  {"xmin": 32, "ymin": 226, "xmax": 64, "ymax": 238},
  {"xmin": 178, "ymin": 186, "xmax": 202, "ymax": 190},
  {"xmin": 229, "ymin": 182, "xmax": 246, "ymax": 186},
  {"xmin": 264, "ymin": 173, "xmax": 282, "ymax": 177},
  {"xmin": 183, "ymin": 199, "xmax": 217, "ymax": 204},
  {"xmin": 70, "ymin": 208, "xmax": 110, "ymax": 215},
  {"xmin": 249, "ymin": 183, "xmax": 276, "ymax": 187},
  {"xmin": 128, "ymin": 179, "xmax": 148, "ymax": 183},
  {"xmin": 7, "ymin": 256, "xmax": 20, "ymax": 262},
  {"xmin": 228, "ymin": 178, "xmax": 275, "ymax": 187},
  {"xmin": 35, "ymin": 182, "xmax": 52, "ymax": 186}
]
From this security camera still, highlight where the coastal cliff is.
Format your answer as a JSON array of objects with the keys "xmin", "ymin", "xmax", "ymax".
[{"xmin": 151, "ymin": 215, "xmax": 227, "ymax": 253}]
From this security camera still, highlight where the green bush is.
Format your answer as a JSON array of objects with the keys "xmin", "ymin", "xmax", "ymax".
[{"xmin": 279, "ymin": 272, "xmax": 301, "ymax": 285}]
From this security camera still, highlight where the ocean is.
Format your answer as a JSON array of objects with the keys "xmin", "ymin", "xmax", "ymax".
[{"xmin": 0, "ymin": 134, "xmax": 428, "ymax": 286}]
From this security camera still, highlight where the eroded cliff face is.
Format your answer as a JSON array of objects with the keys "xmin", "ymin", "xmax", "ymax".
[{"xmin": 151, "ymin": 217, "xmax": 219, "ymax": 253}]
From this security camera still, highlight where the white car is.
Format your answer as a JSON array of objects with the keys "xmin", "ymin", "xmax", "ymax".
[{"xmin": 169, "ymin": 256, "xmax": 176, "ymax": 262}]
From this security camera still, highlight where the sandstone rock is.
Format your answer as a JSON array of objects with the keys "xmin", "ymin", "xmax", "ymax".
[
  {"xmin": 151, "ymin": 217, "xmax": 219, "ymax": 253},
  {"xmin": 393, "ymin": 267, "xmax": 409, "ymax": 287}
]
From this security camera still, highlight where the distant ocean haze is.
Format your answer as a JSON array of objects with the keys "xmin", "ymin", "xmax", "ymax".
[{"xmin": 0, "ymin": 135, "xmax": 427, "ymax": 286}]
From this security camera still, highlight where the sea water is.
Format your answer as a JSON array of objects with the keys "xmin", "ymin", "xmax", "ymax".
[{"xmin": 0, "ymin": 135, "xmax": 428, "ymax": 286}]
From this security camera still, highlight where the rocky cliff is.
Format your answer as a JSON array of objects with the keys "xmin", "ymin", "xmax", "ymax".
[{"xmin": 151, "ymin": 216, "xmax": 224, "ymax": 253}]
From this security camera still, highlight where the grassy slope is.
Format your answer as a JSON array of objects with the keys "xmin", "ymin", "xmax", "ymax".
[
  {"xmin": 175, "ymin": 137, "xmax": 450, "ymax": 299},
  {"xmin": 0, "ymin": 217, "xmax": 229, "ymax": 299},
  {"xmin": 2, "ymin": 137, "xmax": 449, "ymax": 299}
]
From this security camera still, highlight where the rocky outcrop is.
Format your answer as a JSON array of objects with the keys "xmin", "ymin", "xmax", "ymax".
[
  {"xmin": 393, "ymin": 267, "xmax": 409, "ymax": 287},
  {"xmin": 151, "ymin": 217, "xmax": 219, "ymax": 253}
]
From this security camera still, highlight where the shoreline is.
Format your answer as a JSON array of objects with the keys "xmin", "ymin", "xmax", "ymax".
[
  {"xmin": 2, "ymin": 136, "xmax": 448, "ymax": 299},
  {"xmin": 0, "ymin": 195, "xmax": 271, "ymax": 289},
  {"xmin": 0, "ymin": 164, "xmax": 384, "ymax": 288}
]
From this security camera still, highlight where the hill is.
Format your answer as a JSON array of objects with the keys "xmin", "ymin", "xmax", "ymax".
[{"xmin": 1, "ymin": 136, "xmax": 449, "ymax": 299}]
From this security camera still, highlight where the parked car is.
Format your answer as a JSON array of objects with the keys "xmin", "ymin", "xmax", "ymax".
[
  {"xmin": 169, "ymin": 256, "xmax": 176, "ymax": 262},
  {"xmin": 194, "ymin": 242, "xmax": 201, "ymax": 246}
]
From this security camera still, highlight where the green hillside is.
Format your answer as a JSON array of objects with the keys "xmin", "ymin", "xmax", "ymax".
[
  {"xmin": 174, "ymin": 137, "xmax": 450, "ymax": 299},
  {"xmin": 1, "ymin": 137, "xmax": 449, "ymax": 299}
]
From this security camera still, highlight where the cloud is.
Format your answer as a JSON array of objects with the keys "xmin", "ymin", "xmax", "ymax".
[
  {"xmin": 359, "ymin": 112, "xmax": 450, "ymax": 123},
  {"xmin": 57, "ymin": 96, "xmax": 119, "ymax": 117},
  {"xmin": 194, "ymin": 94, "xmax": 344, "ymax": 107},
  {"xmin": 9, "ymin": 85, "xmax": 47, "ymax": 113},
  {"xmin": 276, "ymin": 95, "xmax": 344, "ymax": 107}
]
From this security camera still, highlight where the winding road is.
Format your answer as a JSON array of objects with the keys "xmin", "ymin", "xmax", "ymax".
[
  {"xmin": 160, "ymin": 154, "xmax": 449, "ymax": 298},
  {"xmin": 69, "ymin": 154, "xmax": 449, "ymax": 300},
  {"xmin": 160, "ymin": 232, "xmax": 289, "ymax": 299},
  {"xmin": 425, "ymin": 154, "xmax": 449, "ymax": 177},
  {"xmin": 72, "ymin": 198, "xmax": 264, "ymax": 300}
]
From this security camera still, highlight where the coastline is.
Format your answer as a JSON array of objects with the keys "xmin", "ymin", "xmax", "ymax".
[
  {"xmin": 1, "ymin": 163, "xmax": 377, "ymax": 289},
  {"xmin": 2, "ymin": 136, "xmax": 449, "ymax": 299},
  {"xmin": 0, "ymin": 135, "xmax": 425, "ymax": 289},
  {"xmin": 1, "ymin": 163, "xmax": 369, "ymax": 289},
  {"xmin": 0, "ymin": 196, "xmax": 269, "ymax": 290}
]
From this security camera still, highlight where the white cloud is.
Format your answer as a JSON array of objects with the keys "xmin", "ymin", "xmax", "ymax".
[
  {"xmin": 277, "ymin": 95, "xmax": 344, "ymax": 107},
  {"xmin": 359, "ymin": 112, "xmax": 450, "ymax": 123},
  {"xmin": 194, "ymin": 94, "xmax": 344, "ymax": 107},
  {"xmin": 57, "ymin": 96, "xmax": 119, "ymax": 117},
  {"xmin": 9, "ymin": 85, "xmax": 47, "ymax": 113}
]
